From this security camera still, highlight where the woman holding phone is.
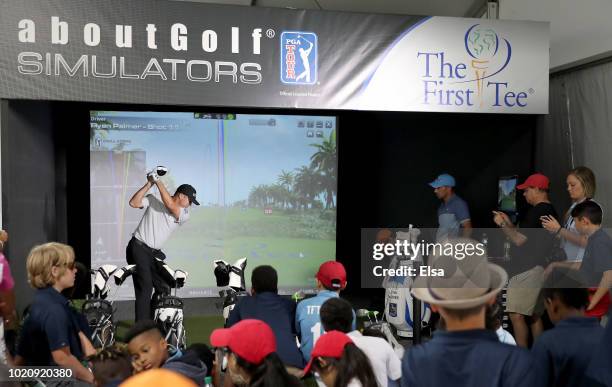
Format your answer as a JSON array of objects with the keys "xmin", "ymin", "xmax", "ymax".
[{"xmin": 541, "ymin": 166, "xmax": 596, "ymax": 261}]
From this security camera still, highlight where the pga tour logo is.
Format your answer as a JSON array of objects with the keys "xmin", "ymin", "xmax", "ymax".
[{"xmin": 280, "ymin": 31, "xmax": 317, "ymax": 85}]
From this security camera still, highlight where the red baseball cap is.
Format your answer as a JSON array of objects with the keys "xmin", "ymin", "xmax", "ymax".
[
  {"xmin": 316, "ymin": 261, "xmax": 347, "ymax": 290},
  {"xmin": 303, "ymin": 331, "xmax": 353, "ymax": 375},
  {"xmin": 516, "ymin": 173, "xmax": 550, "ymax": 190},
  {"xmin": 210, "ymin": 319, "xmax": 276, "ymax": 365}
]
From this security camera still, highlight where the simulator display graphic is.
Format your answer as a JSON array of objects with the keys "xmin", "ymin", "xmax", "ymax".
[
  {"xmin": 498, "ymin": 176, "xmax": 517, "ymax": 213},
  {"xmin": 90, "ymin": 111, "xmax": 337, "ymax": 298}
]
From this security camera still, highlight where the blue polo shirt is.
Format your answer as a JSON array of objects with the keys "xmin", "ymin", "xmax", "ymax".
[
  {"xmin": 295, "ymin": 290, "xmax": 356, "ymax": 363},
  {"xmin": 436, "ymin": 194, "xmax": 470, "ymax": 241},
  {"xmin": 532, "ymin": 317, "xmax": 604, "ymax": 387},
  {"xmin": 227, "ymin": 292, "xmax": 304, "ymax": 368},
  {"xmin": 586, "ymin": 314, "xmax": 612, "ymax": 385},
  {"xmin": 401, "ymin": 329, "xmax": 534, "ymax": 387},
  {"xmin": 580, "ymin": 228, "xmax": 612, "ymax": 287},
  {"xmin": 17, "ymin": 287, "xmax": 84, "ymax": 365},
  {"xmin": 296, "ymin": 291, "xmax": 339, "ymax": 362}
]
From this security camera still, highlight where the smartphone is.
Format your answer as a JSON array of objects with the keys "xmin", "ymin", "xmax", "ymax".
[{"xmin": 215, "ymin": 348, "xmax": 228, "ymax": 372}]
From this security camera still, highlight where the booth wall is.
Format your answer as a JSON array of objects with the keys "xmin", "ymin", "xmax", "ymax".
[
  {"xmin": 2, "ymin": 101, "xmax": 536, "ymax": 312},
  {"xmin": 1, "ymin": 100, "xmax": 58, "ymax": 312},
  {"xmin": 338, "ymin": 111, "xmax": 536, "ymax": 299},
  {"xmin": 535, "ymin": 60, "xmax": 612, "ymax": 227}
]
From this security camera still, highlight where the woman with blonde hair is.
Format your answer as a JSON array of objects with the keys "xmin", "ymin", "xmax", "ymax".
[
  {"xmin": 541, "ymin": 166, "xmax": 597, "ymax": 261},
  {"xmin": 15, "ymin": 242, "xmax": 95, "ymax": 383}
]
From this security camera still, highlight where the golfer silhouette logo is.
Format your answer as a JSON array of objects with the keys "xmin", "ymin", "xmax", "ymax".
[{"xmin": 280, "ymin": 31, "xmax": 318, "ymax": 85}]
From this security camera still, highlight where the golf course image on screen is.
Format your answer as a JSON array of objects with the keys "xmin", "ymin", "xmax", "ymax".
[{"xmin": 90, "ymin": 111, "xmax": 337, "ymax": 298}]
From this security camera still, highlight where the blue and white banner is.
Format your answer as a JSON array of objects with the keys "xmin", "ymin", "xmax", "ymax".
[
  {"xmin": 354, "ymin": 18, "xmax": 549, "ymax": 113},
  {"xmin": 0, "ymin": 0, "xmax": 549, "ymax": 114}
]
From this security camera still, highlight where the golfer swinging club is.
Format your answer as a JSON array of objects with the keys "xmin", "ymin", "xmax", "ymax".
[
  {"xmin": 295, "ymin": 35, "xmax": 314, "ymax": 83},
  {"xmin": 127, "ymin": 167, "xmax": 199, "ymax": 321}
]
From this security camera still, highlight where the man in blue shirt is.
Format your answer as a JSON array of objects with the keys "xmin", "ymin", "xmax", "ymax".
[
  {"xmin": 402, "ymin": 238, "xmax": 534, "ymax": 387},
  {"xmin": 295, "ymin": 261, "xmax": 349, "ymax": 363},
  {"xmin": 429, "ymin": 173, "xmax": 472, "ymax": 241},
  {"xmin": 533, "ymin": 267, "xmax": 604, "ymax": 387},
  {"xmin": 227, "ymin": 265, "xmax": 304, "ymax": 368}
]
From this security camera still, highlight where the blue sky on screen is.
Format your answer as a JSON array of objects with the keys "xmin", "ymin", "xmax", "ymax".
[{"xmin": 91, "ymin": 111, "xmax": 336, "ymax": 205}]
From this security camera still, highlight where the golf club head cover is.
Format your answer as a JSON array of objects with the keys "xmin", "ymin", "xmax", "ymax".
[
  {"xmin": 92, "ymin": 265, "xmax": 118, "ymax": 299},
  {"xmin": 155, "ymin": 166, "xmax": 169, "ymax": 176},
  {"xmin": 214, "ymin": 260, "xmax": 230, "ymax": 287},
  {"xmin": 155, "ymin": 258, "xmax": 179, "ymax": 289},
  {"xmin": 221, "ymin": 288, "xmax": 238, "ymax": 321},
  {"xmin": 229, "ymin": 257, "xmax": 247, "ymax": 291},
  {"xmin": 174, "ymin": 270, "xmax": 188, "ymax": 289},
  {"xmin": 113, "ymin": 264, "xmax": 137, "ymax": 286}
]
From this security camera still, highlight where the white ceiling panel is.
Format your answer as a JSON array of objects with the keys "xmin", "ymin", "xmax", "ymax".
[
  {"xmin": 172, "ymin": 0, "xmax": 253, "ymax": 5},
  {"xmin": 173, "ymin": 0, "xmax": 488, "ymax": 17},
  {"xmin": 317, "ymin": 0, "xmax": 487, "ymax": 17}
]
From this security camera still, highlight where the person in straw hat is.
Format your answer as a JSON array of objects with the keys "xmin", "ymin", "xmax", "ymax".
[{"xmin": 400, "ymin": 238, "xmax": 535, "ymax": 387}]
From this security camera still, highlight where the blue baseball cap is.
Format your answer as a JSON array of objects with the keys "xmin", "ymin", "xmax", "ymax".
[{"xmin": 429, "ymin": 174, "xmax": 456, "ymax": 188}]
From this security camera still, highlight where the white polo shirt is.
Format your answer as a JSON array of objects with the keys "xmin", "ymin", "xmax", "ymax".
[
  {"xmin": 133, "ymin": 194, "xmax": 189, "ymax": 249},
  {"xmin": 347, "ymin": 330, "xmax": 402, "ymax": 387}
]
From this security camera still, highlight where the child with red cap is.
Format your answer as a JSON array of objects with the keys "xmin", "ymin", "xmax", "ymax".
[
  {"xmin": 210, "ymin": 319, "xmax": 301, "ymax": 387},
  {"xmin": 303, "ymin": 330, "xmax": 377, "ymax": 387},
  {"xmin": 295, "ymin": 261, "xmax": 355, "ymax": 364}
]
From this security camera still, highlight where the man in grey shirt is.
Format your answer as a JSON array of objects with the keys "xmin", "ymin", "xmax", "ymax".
[{"xmin": 127, "ymin": 174, "xmax": 199, "ymax": 321}]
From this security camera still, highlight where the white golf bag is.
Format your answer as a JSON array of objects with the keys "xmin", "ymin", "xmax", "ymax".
[
  {"xmin": 384, "ymin": 228, "xmax": 432, "ymax": 338},
  {"xmin": 152, "ymin": 258, "xmax": 188, "ymax": 350},
  {"xmin": 214, "ymin": 258, "xmax": 247, "ymax": 323},
  {"xmin": 83, "ymin": 264, "xmax": 136, "ymax": 348}
]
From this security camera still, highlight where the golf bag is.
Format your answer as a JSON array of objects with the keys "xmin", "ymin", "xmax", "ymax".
[
  {"xmin": 152, "ymin": 258, "xmax": 188, "ymax": 351},
  {"xmin": 83, "ymin": 264, "xmax": 136, "ymax": 348},
  {"xmin": 214, "ymin": 258, "xmax": 247, "ymax": 324},
  {"xmin": 383, "ymin": 228, "xmax": 432, "ymax": 338}
]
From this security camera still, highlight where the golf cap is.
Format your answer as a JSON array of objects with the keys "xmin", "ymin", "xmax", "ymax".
[
  {"xmin": 316, "ymin": 261, "xmax": 347, "ymax": 290},
  {"xmin": 176, "ymin": 184, "xmax": 200, "ymax": 205},
  {"xmin": 210, "ymin": 319, "xmax": 276, "ymax": 365},
  {"xmin": 516, "ymin": 173, "xmax": 549, "ymax": 190},
  {"xmin": 429, "ymin": 174, "xmax": 456, "ymax": 188},
  {"xmin": 303, "ymin": 331, "xmax": 353, "ymax": 375}
]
